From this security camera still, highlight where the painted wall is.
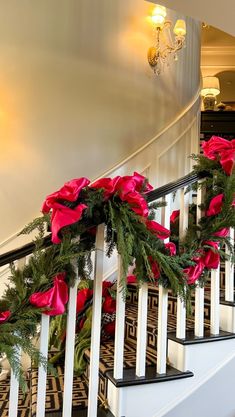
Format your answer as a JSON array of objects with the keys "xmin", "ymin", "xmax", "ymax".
[{"xmin": 0, "ymin": 0, "xmax": 200, "ymax": 247}]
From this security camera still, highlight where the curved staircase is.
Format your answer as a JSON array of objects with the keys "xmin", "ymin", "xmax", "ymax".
[{"xmin": 0, "ymin": 172, "xmax": 234, "ymax": 417}]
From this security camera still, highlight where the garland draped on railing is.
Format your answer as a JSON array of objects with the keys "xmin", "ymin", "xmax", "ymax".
[{"xmin": 0, "ymin": 135, "xmax": 234, "ymax": 384}]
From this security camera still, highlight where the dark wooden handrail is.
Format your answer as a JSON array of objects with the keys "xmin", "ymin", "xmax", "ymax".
[
  {"xmin": 0, "ymin": 171, "xmax": 204, "ymax": 267},
  {"xmin": 146, "ymin": 172, "xmax": 201, "ymax": 202}
]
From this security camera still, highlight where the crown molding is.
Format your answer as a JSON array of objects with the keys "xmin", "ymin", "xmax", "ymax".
[
  {"xmin": 201, "ymin": 46, "xmax": 235, "ymax": 56},
  {"xmin": 201, "ymin": 65, "xmax": 235, "ymax": 70}
]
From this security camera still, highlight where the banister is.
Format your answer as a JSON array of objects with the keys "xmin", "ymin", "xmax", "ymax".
[
  {"xmin": 0, "ymin": 235, "xmax": 52, "ymax": 267},
  {"xmin": 146, "ymin": 172, "xmax": 202, "ymax": 202},
  {"xmin": 0, "ymin": 171, "xmax": 205, "ymax": 267}
]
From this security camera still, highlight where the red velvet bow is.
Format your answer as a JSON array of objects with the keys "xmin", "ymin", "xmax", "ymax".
[
  {"xmin": 206, "ymin": 194, "xmax": 224, "ymax": 217},
  {"xmin": 165, "ymin": 242, "xmax": 176, "ymax": 256},
  {"xmin": 149, "ymin": 256, "xmax": 161, "ymax": 280},
  {"xmin": 213, "ymin": 228, "xmax": 229, "ymax": 238},
  {"xmin": 42, "ymin": 178, "xmax": 90, "ymax": 244},
  {"xmin": 102, "ymin": 281, "xmax": 113, "ymax": 297},
  {"xmin": 202, "ymin": 241, "xmax": 220, "ymax": 269},
  {"xmin": 184, "ymin": 258, "xmax": 205, "ymax": 285},
  {"xmin": 90, "ymin": 177, "xmax": 121, "ymax": 199},
  {"xmin": 50, "ymin": 203, "xmax": 87, "ymax": 244},
  {"xmin": 202, "ymin": 136, "xmax": 235, "ymax": 176},
  {"xmin": 102, "ymin": 296, "xmax": 116, "ymax": 314},
  {"xmin": 146, "ymin": 220, "xmax": 170, "ymax": 240},
  {"xmin": 170, "ymin": 210, "xmax": 180, "ymax": 224},
  {"xmin": 0, "ymin": 310, "xmax": 11, "ymax": 323},
  {"xmin": 91, "ymin": 172, "xmax": 153, "ymax": 218},
  {"xmin": 103, "ymin": 321, "xmax": 115, "ymax": 337},
  {"xmin": 126, "ymin": 275, "xmax": 137, "ymax": 284},
  {"xmin": 76, "ymin": 288, "xmax": 93, "ymax": 314},
  {"xmin": 126, "ymin": 256, "xmax": 160, "ymax": 283},
  {"xmin": 42, "ymin": 178, "xmax": 90, "ymax": 213},
  {"xmin": 29, "ymin": 273, "xmax": 68, "ymax": 316}
]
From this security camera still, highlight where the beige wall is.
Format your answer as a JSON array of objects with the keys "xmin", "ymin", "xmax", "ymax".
[{"xmin": 0, "ymin": 0, "xmax": 200, "ymax": 245}]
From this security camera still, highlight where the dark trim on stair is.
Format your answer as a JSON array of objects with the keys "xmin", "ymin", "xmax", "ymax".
[
  {"xmin": 0, "ymin": 235, "xmax": 52, "ymax": 267},
  {"xmin": 106, "ymin": 364, "xmax": 193, "ymax": 388},
  {"xmin": 220, "ymin": 300, "xmax": 235, "ymax": 307},
  {"xmin": 168, "ymin": 329, "xmax": 235, "ymax": 345},
  {"xmin": 45, "ymin": 408, "xmax": 114, "ymax": 417}
]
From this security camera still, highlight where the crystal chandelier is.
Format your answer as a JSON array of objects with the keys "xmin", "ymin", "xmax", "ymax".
[{"xmin": 147, "ymin": 5, "xmax": 186, "ymax": 75}]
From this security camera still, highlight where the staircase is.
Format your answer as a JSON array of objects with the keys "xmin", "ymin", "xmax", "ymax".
[{"xmin": 0, "ymin": 172, "xmax": 234, "ymax": 417}]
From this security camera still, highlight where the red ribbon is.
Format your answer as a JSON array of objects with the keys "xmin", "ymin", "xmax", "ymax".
[
  {"xmin": 42, "ymin": 178, "xmax": 90, "ymax": 244},
  {"xmin": 103, "ymin": 321, "xmax": 115, "ymax": 337},
  {"xmin": 146, "ymin": 220, "xmax": 170, "ymax": 240},
  {"xmin": 50, "ymin": 203, "xmax": 87, "ymax": 244},
  {"xmin": 184, "ymin": 258, "xmax": 205, "ymax": 285},
  {"xmin": 0, "ymin": 310, "xmax": 11, "ymax": 323},
  {"xmin": 29, "ymin": 273, "xmax": 68, "ymax": 316},
  {"xmin": 213, "ymin": 228, "xmax": 229, "ymax": 238},
  {"xmin": 42, "ymin": 178, "xmax": 90, "ymax": 213},
  {"xmin": 126, "ymin": 275, "xmax": 137, "ymax": 284},
  {"xmin": 149, "ymin": 257, "xmax": 160, "ymax": 280},
  {"xmin": 126, "ymin": 256, "xmax": 160, "ymax": 283},
  {"xmin": 91, "ymin": 172, "xmax": 153, "ymax": 218},
  {"xmin": 206, "ymin": 194, "xmax": 224, "ymax": 217},
  {"xmin": 76, "ymin": 288, "xmax": 93, "ymax": 314},
  {"xmin": 170, "ymin": 210, "xmax": 180, "ymax": 224},
  {"xmin": 102, "ymin": 296, "xmax": 116, "ymax": 314},
  {"xmin": 165, "ymin": 242, "xmax": 176, "ymax": 256},
  {"xmin": 202, "ymin": 241, "xmax": 220, "ymax": 269},
  {"xmin": 202, "ymin": 136, "xmax": 235, "ymax": 176}
]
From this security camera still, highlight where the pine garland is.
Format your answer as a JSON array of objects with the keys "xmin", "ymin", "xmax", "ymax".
[{"xmin": 0, "ymin": 137, "xmax": 234, "ymax": 384}]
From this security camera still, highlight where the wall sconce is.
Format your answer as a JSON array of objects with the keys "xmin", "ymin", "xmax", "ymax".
[
  {"xmin": 147, "ymin": 5, "xmax": 186, "ymax": 75},
  {"xmin": 201, "ymin": 76, "xmax": 220, "ymax": 111}
]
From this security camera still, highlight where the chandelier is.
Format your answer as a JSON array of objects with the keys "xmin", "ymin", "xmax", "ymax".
[{"xmin": 147, "ymin": 5, "xmax": 186, "ymax": 75}]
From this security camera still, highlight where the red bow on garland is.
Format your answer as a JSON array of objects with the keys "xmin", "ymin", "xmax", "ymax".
[
  {"xmin": 91, "ymin": 172, "xmax": 153, "ymax": 218},
  {"xmin": 0, "ymin": 310, "xmax": 11, "ymax": 323},
  {"xmin": 30, "ymin": 273, "xmax": 69, "ymax": 316},
  {"xmin": 202, "ymin": 136, "xmax": 235, "ymax": 176},
  {"xmin": 42, "ymin": 173, "xmax": 154, "ymax": 243},
  {"xmin": 42, "ymin": 178, "xmax": 90, "ymax": 243},
  {"xmin": 184, "ymin": 240, "xmax": 220, "ymax": 284}
]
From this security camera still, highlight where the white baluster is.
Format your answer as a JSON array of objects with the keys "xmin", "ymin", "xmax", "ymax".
[
  {"xmin": 9, "ymin": 257, "xmax": 26, "ymax": 417},
  {"xmin": 36, "ymin": 314, "xmax": 50, "ymax": 417},
  {"xmin": 195, "ymin": 185, "xmax": 204, "ymax": 337},
  {"xmin": 136, "ymin": 283, "xmax": 148, "ymax": 377},
  {"xmin": 157, "ymin": 194, "xmax": 170, "ymax": 374},
  {"xmin": 211, "ymin": 265, "xmax": 220, "ymax": 335},
  {"xmin": 62, "ymin": 269, "xmax": 79, "ymax": 417},
  {"xmin": 157, "ymin": 285, "xmax": 168, "ymax": 374},
  {"xmin": 8, "ymin": 345, "xmax": 21, "ymax": 417},
  {"xmin": 225, "ymin": 228, "xmax": 234, "ymax": 302},
  {"xmin": 87, "ymin": 224, "xmax": 105, "ymax": 417},
  {"xmin": 176, "ymin": 189, "xmax": 188, "ymax": 339},
  {"xmin": 114, "ymin": 255, "xmax": 126, "ymax": 380},
  {"xmin": 194, "ymin": 286, "xmax": 204, "ymax": 337}
]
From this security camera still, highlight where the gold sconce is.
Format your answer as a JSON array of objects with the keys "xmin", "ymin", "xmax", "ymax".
[
  {"xmin": 201, "ymin": 76, "xmax": 220, "ymax": 111},
  {"xmin": 147, "ymin": 5, "xmax": 186, "ymax": 75}
]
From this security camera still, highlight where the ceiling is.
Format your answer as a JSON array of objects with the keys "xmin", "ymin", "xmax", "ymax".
[
  {"xmin": 201, "ymin": 26, "xmax": 235, "ymax": 47},
  {"xmin": 148, "ymin": 0, "xmax": 235, "ymax": 36}
]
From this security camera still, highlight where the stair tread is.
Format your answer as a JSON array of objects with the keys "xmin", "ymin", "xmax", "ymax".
[
  {"xmin": 125, "ymin": 302, "xmax": 211, "ymax": 333},
  {"xmin": 31, "ymin": 365, "xmax": 88, "ymax": 415},
  {"xmin": 84, "ymin": 340, "xmax": 156, "ymax": 376}
]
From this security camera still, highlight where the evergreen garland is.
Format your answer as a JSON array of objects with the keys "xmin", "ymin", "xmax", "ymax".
[{"xmin": 0, "ymin": 136, "xmax": 234, "ymax": 384}]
